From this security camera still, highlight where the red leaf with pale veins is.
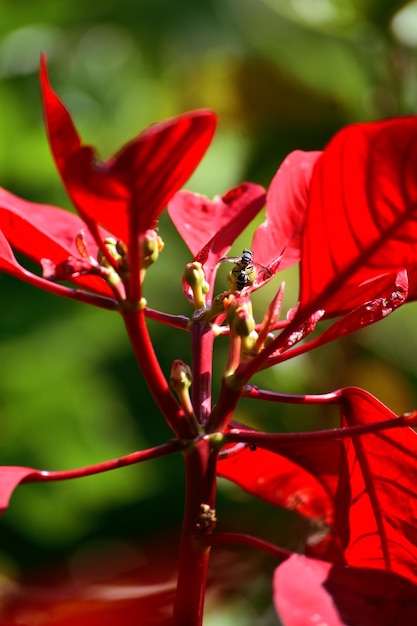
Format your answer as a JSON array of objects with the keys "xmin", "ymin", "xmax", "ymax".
[
  {"xmin": 273, "ymin": 553, "xmax": 417, "ymax": 626},
  {"xmin": 41, "ymin": 55, "xmax": 216, "ymax": 243},
  {"xmin": 221, "ymin": 387, "xmax": 417, "ymax": 574},
  {"xmin": 335, "ymin": 387, "xmax": 417, "ymax": 585},
  {"xmin": 0, "ymin": 467, "xmax": 42, "ymax": 514},
  {"xmin": 300, "ymin": 117, "xmax": 417, "ymax": 316},
  {"xmin": 252, "ymin": 150, "xmax": 321, "ymax": 269}
]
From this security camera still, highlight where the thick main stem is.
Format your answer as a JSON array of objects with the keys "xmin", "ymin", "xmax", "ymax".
[
  {"xmin": 173, "ymin": 438, "xmax": 218, "ymax": 626},
  {"xmin": 191, "ymin": 322, "xmax": 214, "ymax": 425}
]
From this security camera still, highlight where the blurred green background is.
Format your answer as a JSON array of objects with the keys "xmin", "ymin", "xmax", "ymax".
[{"xmin": 1, "ymin": 0, "xmax": 417, "ymax": 621}]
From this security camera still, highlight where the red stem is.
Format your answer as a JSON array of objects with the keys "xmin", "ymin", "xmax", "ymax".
[
  {"xmin": 173, "ymin": 439, "xmax": 218, "ymax": 626},
  {"xmin": 122, "ymin": 309, "xmax": 195, "ymax": 439},
  {"xmin": 145, "ymin": 307, "xmax": 190, "ymax": 330},
  {"xmin": 225, "ymin": 413, "xmax": 415, "ymax": 447},
  {"xmin": 243, "ymin": 385, "xmax": 342, "ymax": 405},
  {"xmin": 19, "ymin": 268, "xmax": 119, "ymax": 311},
  {"xmin": 191, "ymin": 322, "xmax": 214, "ymax": 425},
  {"xmin": 207, "ymin": 380, "xmax": 242, "ymax": 433},
  {"xmin": 23, "ymin": 440, "xmax": 181, "ymax": 483},
  {"xmin": 206, "ymin": 531, "xmax": 291, "ymax": 561}
]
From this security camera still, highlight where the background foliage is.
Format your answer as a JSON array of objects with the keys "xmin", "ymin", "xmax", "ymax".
[{"xmin": 1, "ymin": 0, "xmax": 417, "ymax": 621}]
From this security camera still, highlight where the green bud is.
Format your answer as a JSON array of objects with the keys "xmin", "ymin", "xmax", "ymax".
[
  {"xmin": 184, "ymin": 262, "xmax": 210, "ymax": 309},
  {"xmin": 140, "ymin": 230, "xmax": 164, "ymax": 269},
  {"xmin": 241, "ymin": 329, "xmax": 260, "ymax": 356},
  {"xmin": 232, "ymin": 307, "xmax": 255, "ymax": 337}
]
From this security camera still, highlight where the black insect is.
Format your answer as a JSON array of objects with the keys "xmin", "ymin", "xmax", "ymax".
[{"xmin": 219, "ymin": 249, "xmax": 270, "ymax": 292}]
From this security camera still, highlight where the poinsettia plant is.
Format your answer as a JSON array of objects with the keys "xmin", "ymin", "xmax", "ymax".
[{"xmin": 1, "ymin": 54, "xmax": 417, "ymax": 625}]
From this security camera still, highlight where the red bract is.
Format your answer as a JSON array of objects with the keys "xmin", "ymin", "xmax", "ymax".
[
  {"xmin": 168, "ymin": 183, "xmax": 266, "ymax": 260},
  {"xmin": 252, "ymin": 150, "xmax": 321, "ymax": 269},
  {"xmin": 300, "ymin": 116, "xmax": 417, "ymax": 316},
  {"xmin": 0, "ymin": 186, "xmax": 116, "ymax": 300},
  {"xmin": 167, "ymin": 183, "xmax": 266, "ymax": 299},
  {"xmin": 167, "ymin": 150, "xmax": 321, "ymax": 302},
  {"xmin": 218, "ymin": 440, "xmax": 335, "ymax": 527},
  {"xmin": 273, "ymin": 553, "xmax": 417, "ymax": 626},
  {"xmin": 0, "ymin": 57, "xmax": 216, "ymax": 307},
  {"xmin": 3, "ymin": 56, "xmax": 417, "ymax": 626},
  {"xmin": 336, "ymin": 388, "xmax": 417, "ymax": 584},
  {"xmin": 278, "ymin": 269, "xmax": 409, "ymax": 361},
  {"xmin": 40, "ymin": 55, "xmax": 216, "ymax": 301},
  {"xmin": 221, "ymin": 388, "xmax": 417, "ymax": 583}
]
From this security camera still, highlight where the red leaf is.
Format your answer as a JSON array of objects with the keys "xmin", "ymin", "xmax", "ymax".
[
  {"xmin": 0, "ymin": 186, "xmax": 113, "ymax": 297},
  {"xmin": 273, "ymin": 553, "xmax": 417, "ymax": 626},
  {"xmin": 41, "ymin": 55, "xmax": 217, "ymax": 243},
  {"xmin": 302, "ymin": 270, "xmax": 408, "ymax": 350},
  {"xmin": 335, "ymin": 387, "xmax": 417, "ymax": 584},
  {"xmin": 0, "ymin": 230, "xmax": 25, "ymax": 275},
  {"xmin": 167, "ymin": 183, "xmax": 266, "ymax": 258},
  {"xmin": 252, "ymin": 150, "xmax": 321, "ymax": 269},
  {"xmin": 300, "ymin": 116, "xmax": 417, "ymax": 315},
  {"xmin": 217, "ymin": 444, "xmax": 333, "ymax": 524},
  {"xmin": 0, "ymin": 467, "xmax": 42, "ymax": 514}
]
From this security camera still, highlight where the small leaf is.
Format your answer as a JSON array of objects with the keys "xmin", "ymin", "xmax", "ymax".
[
  {"xmin": 273, "ymin": 553, "xmax": 417, "ymax": 626},
  {"xmin": 168, "ymin": 183, "xmax": 266, "ymax": 282}
]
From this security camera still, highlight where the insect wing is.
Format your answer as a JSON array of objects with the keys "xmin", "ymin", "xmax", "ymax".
[
  {"xmin": 218, "ymin": 256, "xmax": 242, "ymax": 265},
  {"xmin": 252, "ymin": 261, "xmax": 272, "ymax": 286}
]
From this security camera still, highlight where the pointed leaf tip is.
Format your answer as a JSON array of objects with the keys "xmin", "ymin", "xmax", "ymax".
[
  {"xmin": 40, "ymin": 53, "xmax": 217, "ymax": 242},
  {"xmin": 40, "ymin": 55, "xmax": 82, "ymax": 169}
]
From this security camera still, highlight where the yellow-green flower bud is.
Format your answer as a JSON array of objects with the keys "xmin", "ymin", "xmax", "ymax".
[
  {"xmin": 241, "ymin": 329, "xmax": 260, "ymax": 357},
  {"xmin": 170, "ymin": 359, "xmax": 192, "ymax": 394},
  {"xmin": 184, "ymin": 261, "xmax": 210, "ymax": 309},
  {"xmin": 232, "ymin": 307, "xmax": 255, "ymax": 337},
  {"xmin": 140, "ymin": 230, "xmax": 164, "ymax": 269}
]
